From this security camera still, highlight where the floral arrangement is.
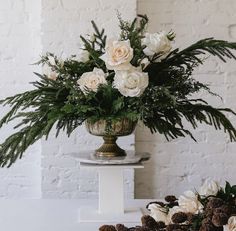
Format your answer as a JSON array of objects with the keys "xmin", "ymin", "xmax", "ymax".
[
  {"xmin": 99, "ymin": 180, "xmax": 236, "ymax": 231},
  {"xmin": 1, "ymin": 14, "xmax": 236, "ymax": 166}
]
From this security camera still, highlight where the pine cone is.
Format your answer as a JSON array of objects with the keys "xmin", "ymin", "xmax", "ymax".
[
  {"xmin": 168, "ymin": 201, "xmax": 179, "ymax": 208},
  {"xmin": 115, "ymin": 224, "xmax": 129, "ymax": 231},
  {"xmin": 186, "ymin": 213, "xmax": 196, "ymax": 223},
  {"xmin": 134, "ymin": 226, "xmax": 150, "ymax": 231},
  {"xmin": 212, "ymin": 213, "xmax": 228, "ymax": 227},
  {"xmin": 199, "ymin": 224, "xmax": 215, "ymax": 231},
  {"xmin": 205, "ymin": 208, "xmax": 214, "ymax": 218},
  {"xmin": 214, "ymin": 205, "xmax": 232, "ymax": 216},
  {"xmin": 165, "ymin": 195, "xmax": 177, "ymax": 203},
  {"xmin": 207, "ymin": 198, "xmax": 224, "ymax": 209},
  {"xmin": 200, "ymin": 218, "xmax": 223, "ymax": 231},
  {"xmin": 171, "ymin": 212, "xmax": 188, "ymax": 224},
  {"xmin": 166, "ymin": 224, "xmax": 181, "ymax": 231},
  {"xmin": 141, "ymin": 215, "xmax": 158, "ymax": 229},
  {"xmin": 99, "ymin": 225, "xmax": 116, "ymax": 231},
  {"xmin": 156, "ymin": 221, "xmax": 166, "ymax": 229}
]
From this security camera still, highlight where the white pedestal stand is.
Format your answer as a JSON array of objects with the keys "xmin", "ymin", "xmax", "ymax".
[
  {"xmin": 72, "ymin": 151, "xmax": 150, "ymax": 223},
  {"xmin": 79, "ymin": 163, "xmax": 144, "ymax": 222}
]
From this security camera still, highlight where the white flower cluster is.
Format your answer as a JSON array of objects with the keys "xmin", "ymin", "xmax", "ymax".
[
  {"xmin": 75, "ymin": 32, "xmax": 171, "ymax": 97},
  {"xmin": 44, "ymin": 50, "xmax": 90, "ymax": 82},
  {"xmin": 148, "ymin": 180, "xmax": 220, "ymax": 225}
]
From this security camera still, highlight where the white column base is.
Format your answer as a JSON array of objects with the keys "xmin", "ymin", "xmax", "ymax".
[
  {"xmin": 79, "ymin": 206, "xmax": 143, "ymax": 223},
  {"xmin": 78, "ymin": 163, "xmax": 144, "ymax": 223}
]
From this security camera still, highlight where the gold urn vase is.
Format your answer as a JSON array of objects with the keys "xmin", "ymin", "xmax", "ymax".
[{"xmin": 85, "ymin": 118, "xmax": 137, "ymax": 157}]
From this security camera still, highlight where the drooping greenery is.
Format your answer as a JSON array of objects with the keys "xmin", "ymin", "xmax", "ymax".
[{"xmin": 0, "ymin": 14, "xmax": 236, "ymax": 167}]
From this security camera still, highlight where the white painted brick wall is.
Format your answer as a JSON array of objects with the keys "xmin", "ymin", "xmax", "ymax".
[
  {"xmin": 0, "ymin": 0, "xmax": 136, "ymax": 199},
  {"xmin": 0, "ymin": 0, "xmax": 42, "ymax": 198},
  {"xmin": 136, "ymin": 0, "xmax": 236, "ymax": 199},
  {"xmin": 41, "ymin": 0, "xmax": 137, "ymax": 199},
  {"xmin": 1, "ymin": 0, "xmax": 236, "ymax": 200}
]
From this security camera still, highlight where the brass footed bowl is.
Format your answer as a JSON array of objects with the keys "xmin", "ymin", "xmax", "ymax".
[{"xmin": 85, "ymin": 118, "xmax": 137, "ymax": 157}]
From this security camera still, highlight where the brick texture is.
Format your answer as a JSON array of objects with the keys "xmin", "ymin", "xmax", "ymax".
[
  {"xmin": 41, "ymin": 0, "xmax": 137, "ymax": 199},
  {"xmin": 135, "ymin": 0, "xmax": 236, "ymax": 199},
  {"xmin": 0, "ymin": 0, "xmax": 42, "ymax": 198},
  {"xmin": 1, "ymin": 0, "xmax": 236, "ymax": 200}
]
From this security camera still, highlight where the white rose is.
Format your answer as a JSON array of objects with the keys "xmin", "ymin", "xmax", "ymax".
[
  {"xmin": 43, "ymin": 65, "xmax": 58, "ymax": 81},
  {"xmin": 178, "ymin": 191, "xmax": 203, "ymax": 214},
  {"xmin": 148, "ymin": 203, "xmax": 169, "ymax": 225},
  {"xmin": 224, "ymin": 216, "xmax": 236, "ymax": 231},
  {"xmin": 77, "ymin": 68, "xmax": 107, "ymax": 94},
  {"xmin": 100, "ymin": 39, "xmax": 133, "ymax": 70},
  {"xmin": 142, "ymin": 32, "xmax": 172, "ymax": 58},
  {"xmin": 113, "ymin": 68, "xmax": 149, "ymax": 97},
  {"xmin": 199, "ymin": 179, "xmax": 220, "ymax": 197}
]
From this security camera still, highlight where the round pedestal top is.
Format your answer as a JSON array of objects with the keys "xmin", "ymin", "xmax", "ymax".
[{"xmin": 70, "ymin": 151, "xmax": 150, "ymax": 165}]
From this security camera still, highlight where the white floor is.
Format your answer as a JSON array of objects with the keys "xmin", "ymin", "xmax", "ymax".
[{"xmin": 0, "ymin": 199, "xmax": 150, "ymax": 231}]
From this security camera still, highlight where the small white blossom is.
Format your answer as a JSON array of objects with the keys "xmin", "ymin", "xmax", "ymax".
[
  {"xmin": 43, "ymin": 65, "xmax": 58, "ymax": 81},
  {"xmin": 71, "ymin": 49, "xmax": 89, "ymax": 63},
  {"xmin": 48, "ymin": 55, "xmax": 56, "ymax": 66},
  {"xmin": 77, "ymin": 50, "xmax": 90, "ymax": 63}
]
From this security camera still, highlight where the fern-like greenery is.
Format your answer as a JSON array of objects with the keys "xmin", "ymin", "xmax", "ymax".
[{"xmin": 0, "ymin": 14, "xmax": 236, "ymax": 167}]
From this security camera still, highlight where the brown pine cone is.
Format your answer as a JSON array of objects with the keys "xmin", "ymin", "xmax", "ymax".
[
  {"xmin": 199, "ymin": 219, "xmax": 218, "ymax": 231},
  {"xmin": 156, "ymin": 221, "xmax": 166, "ymax": 229},
  {"xmin": 199, "ymin": 224, "xmax": 215, "ymax": 231},
  {"xmin": 200, "ymin": 218, "xmax": 223, "ymax": 231},
  {"xmin": 141, "ymin": 215, "xmax": 158, "ymax": 229},
  {"xmin": 207, "ymin": 198, "xmax": 224, "ymax": 209},
  {"xmin": 165, "ymin": 195, "xmax": 177, "ymax": 203},
  {"xmin": 134, "ymin": 226, "xmax": 150, "ymax": 231},
  {"xmin": 205, "ymin": 207, "xmax": 214, "ymax": 218},
  {"xmin": 171, "ymin": 212, "xmax": 188, "ymax": 224},
  {"xmin": 168, "ymin": 201, "xmax": 179, "ymax": 208},
  {"xmin": 115, "ymin": 224, "xmax": 129, "ymax": 231},
  {"xmin": 214, "ymin": 204, "xmax": 232, "ymax": 216},
  {"xmin": 201, "ymin": 218, "xmax": 213, "ymax": 226},
  {"xmin": 99, "ymin": 225, "xmax": 116, "ymax": 231},
  {"xmin": 166, "ymin": 224, "xmax": 181, "ymax": 231},
  {"xmin": 212, "ymin": 213, "xmax": 229, "ymax": 227},
  {"xmin": 186, "ymin": 213, "xmax": 197, "ymax": 223}
]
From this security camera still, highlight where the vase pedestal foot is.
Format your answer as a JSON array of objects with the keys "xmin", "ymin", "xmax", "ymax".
[{"xmin": 95, "ymin": 136, "xmax": 126, "ymax": 157}]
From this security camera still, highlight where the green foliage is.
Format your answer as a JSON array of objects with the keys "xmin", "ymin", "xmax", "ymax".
[
  {"xmin": 216, "ymin": 181, "xmax": 236, "ymax": 202},
  {"xmin": 118, "ymin": 14, "xmax": 149, "ymax": 66},
  {"xmin": 0, "ymin": 15, "xmax": 236, "ymax": 166}
]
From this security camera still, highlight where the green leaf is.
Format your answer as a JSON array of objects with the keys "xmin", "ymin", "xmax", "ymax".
[{"xmin": 225, "ymin": 181, "xmax": 232, "ymax": 195}]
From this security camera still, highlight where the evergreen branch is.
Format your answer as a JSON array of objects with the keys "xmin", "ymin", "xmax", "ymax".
[
  {"xmin": 177, "ymin": 102, "xmax": 236, "ymax": 141},
  {"xmin": 165, "ymin": 38, "xmax": 236, "ymax": 67}
]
